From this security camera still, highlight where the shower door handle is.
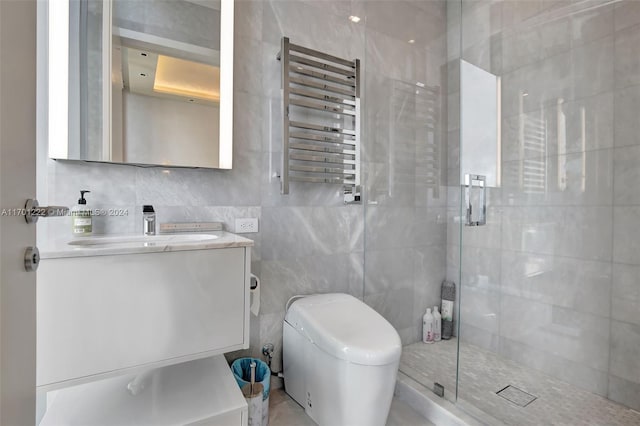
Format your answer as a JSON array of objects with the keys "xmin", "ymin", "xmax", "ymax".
[{"xmin": 464, "ymin": 174, "xmax": 486, "ymax": 226}]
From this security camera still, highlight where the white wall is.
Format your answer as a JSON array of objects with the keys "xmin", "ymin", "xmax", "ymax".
[{"xmin": 122, "ymin": 92, "xmax": 219, "ymax": 167}]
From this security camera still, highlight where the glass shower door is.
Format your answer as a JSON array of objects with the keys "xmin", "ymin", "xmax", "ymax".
[
  {"xmin": 456, "ymin": 1, "xmax": 640, "ymax": 424},
  {"xmin": 359, "ymin": 0, "xmax": 461, "ymax": 407}
]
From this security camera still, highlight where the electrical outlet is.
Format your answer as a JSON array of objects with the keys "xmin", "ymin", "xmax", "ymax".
[{"xmin": 235, "ymin": 218, "xmax": 259, "ymax": 233}]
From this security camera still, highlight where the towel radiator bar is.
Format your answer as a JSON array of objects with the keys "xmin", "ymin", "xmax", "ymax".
[{"xmin": 277, "ymin": 37, "xmax": 361, "ymax": 203}]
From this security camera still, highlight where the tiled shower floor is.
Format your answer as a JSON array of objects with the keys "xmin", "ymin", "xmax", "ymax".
[{"xmin": 400, "ymin": 339, "xmax": 640, "ymax": 426}]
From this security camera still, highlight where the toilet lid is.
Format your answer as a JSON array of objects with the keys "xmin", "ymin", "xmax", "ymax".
[{"xmin": 285, "ymin": 293, "xmax": 402, "ymax": 366}]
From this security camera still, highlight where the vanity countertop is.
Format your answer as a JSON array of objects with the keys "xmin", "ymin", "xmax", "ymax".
[{"xmin": 40, "ymin": 231, "xmax": 254, "ymax": 259}]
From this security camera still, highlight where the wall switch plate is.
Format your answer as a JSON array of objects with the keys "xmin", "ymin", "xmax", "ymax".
[{"xmin": 235, "ymin": 218, "xmax": 258, "ymax": 233}]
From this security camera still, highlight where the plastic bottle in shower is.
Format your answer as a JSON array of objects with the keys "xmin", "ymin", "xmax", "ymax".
[
  {"xmin": 441, "ymin": 280, "xmax": 456, "ymax": 340},
  {"xmin": 433, "ymin": 306, "xmax": 442, "ymax": 342},
  {"xmin": 422, "ymin": 308, "xmax": 434, "ymax": 344}
]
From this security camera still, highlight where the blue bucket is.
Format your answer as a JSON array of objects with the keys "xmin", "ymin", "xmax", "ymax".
[{"xmin": 231, "ymin": 358, "xmax": 271, "ymax": 401}]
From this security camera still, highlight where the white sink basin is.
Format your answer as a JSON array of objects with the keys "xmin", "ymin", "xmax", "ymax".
[{"xmin": 68, "ymin": 234, "xmax": 219, "ymax": 247}]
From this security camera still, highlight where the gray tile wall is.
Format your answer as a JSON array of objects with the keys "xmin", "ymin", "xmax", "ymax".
[
  {"xmin": 361, "ymin": 0, "xmax": 448, "ymax": 345},
  {"xmin": 611, "ymin": 1, "xmax": 640, "ymax": 408},
  {"xmin": 37, "ymin": 0, "xmax": 448, "ymax": 386},
  {"xmin": 448, "ymin": 0, "xmax": 640, "ymax": 411}
]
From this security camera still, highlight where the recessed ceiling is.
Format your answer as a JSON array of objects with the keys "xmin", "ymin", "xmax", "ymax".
[
  {"xmin": 122, "ymin": 47, "xmax": 219, "ymax": 105},
  {"xmin": 154, "ymin": 55, "xmax": 220, "ymax": 102}
]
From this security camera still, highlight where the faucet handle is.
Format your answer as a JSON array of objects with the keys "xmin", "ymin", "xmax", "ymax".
[{"xmin": 143, "ymin": 205, "xmax": 156, "ymax": 235}]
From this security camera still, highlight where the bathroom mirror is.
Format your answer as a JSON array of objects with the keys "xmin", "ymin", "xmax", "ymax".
[{"xmin": 48, "ymin": 0, "xmax": 234, "ymax": 169}]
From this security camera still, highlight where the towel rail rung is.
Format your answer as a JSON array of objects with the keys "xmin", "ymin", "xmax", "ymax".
[
  {"xmin": 290, "ymin": 121, "xmax": 356, "ymax": 136},
  {"xmin": 289, "ymin": 54, "xmax": 355, "ymax": 78},
  {"xmin": 290, "ymin": 76, "xmax": 355, "ymax": 97},
  {"xmin": 289, "ymin": 43, "xmax": 355, "ymax": 68},
  {"xmin": 289, "ymin": 65, "xmax": 355, "ymax": 88}
]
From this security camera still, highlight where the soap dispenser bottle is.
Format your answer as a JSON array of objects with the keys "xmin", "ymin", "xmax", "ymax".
[
  {"xmin": 71, "ymin": 190, "xmax": 92, "ymax": 236},
  {"xmin": 422, "ymin": 308, "xmax": 434, "ymax": 344},
  {"xmin": 433, "ymin": 306, "xmax": 442, "ymax": 342}
]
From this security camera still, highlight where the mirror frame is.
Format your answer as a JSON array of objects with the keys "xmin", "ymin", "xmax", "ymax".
[{"xmin": 48, "ymin": 0, "xmax": 234, "ymax": 169}]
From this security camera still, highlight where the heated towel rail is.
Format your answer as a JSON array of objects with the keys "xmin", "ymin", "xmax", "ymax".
[{"xmin": 277, "ymin": 37, "xmax": 361, "ymax": 203}]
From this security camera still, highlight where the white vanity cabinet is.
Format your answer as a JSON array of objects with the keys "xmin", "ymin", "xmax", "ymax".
[
  {"xmin": 37, "ymin": 233, "xmax": 253, "ymax": 390},
  {"xmin": 40, "ymin": 355, "xmax": 248, "ymax": 426}
]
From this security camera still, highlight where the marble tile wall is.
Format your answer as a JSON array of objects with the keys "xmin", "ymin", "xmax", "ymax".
[
  {"xmin": 610, "ymin": 0, "xmax": 640, "ymax": 409},
  {"xmin": 114, "ymin": 0, "xmax": 221, "ymax": 49},
  {"xmin": 37, "ymin": 0, "xmax": 449, "ymax": 387},
  {"xmin": 447, "ymin": 0, "xmax": 640, "ymax": 411}
]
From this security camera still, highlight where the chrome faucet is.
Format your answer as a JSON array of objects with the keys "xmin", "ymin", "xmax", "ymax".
[{"xmin": 143, "ymin": 205, "xmax": 156, "ymax": 235}]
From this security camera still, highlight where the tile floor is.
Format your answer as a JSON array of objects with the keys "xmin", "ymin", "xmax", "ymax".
[
  {"xmin": 269, "ymin": 388, "xmax": 433, "ymax": 426},
  {"xmin": 400, "ymin": 339, "xmax": 640, "ymax": 426}
]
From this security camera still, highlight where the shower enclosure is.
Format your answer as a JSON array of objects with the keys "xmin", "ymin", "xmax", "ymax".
[{"xmin": 362, "ymin": 0, "xmax": 640, "ymax": 424}]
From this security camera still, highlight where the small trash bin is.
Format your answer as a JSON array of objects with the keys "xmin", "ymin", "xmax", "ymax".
[{"xmin": 231, "ymin": 358, "xmax": 270, "ymax": 426}]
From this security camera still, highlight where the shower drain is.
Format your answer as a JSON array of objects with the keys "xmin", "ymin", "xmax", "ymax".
[{"xmin": 496, "ymin": 385, "xmax": 537, "ymax": 407}]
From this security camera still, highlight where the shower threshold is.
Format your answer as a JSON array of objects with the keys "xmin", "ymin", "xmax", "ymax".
[{"xmin": 399, "ymin": 339, "xmax": 640, "ymax": 426}]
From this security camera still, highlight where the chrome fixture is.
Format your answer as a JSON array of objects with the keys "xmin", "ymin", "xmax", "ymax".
[
  {"xmin": 22, "ymin": 198, "xmax": 68, "ymax": 272},
  {"xmin": 262, "ymin": 343, "xmax": 274, "ymax": 359},
  {"xmin": 277, "ymin": 37, "xmax": 361, "ymax": 204},
  {"xmin": 24, "ymin": 246, "xmax": 40, "ymax": 272},
  {"xmin": 24, "ymin": 198, "xmax": 69, "ymax": 224},
  {"xmin": 143, "ymin": 205, "xmax": 156, "ymax": 235},
  {"xmin": 464, "ymin": 174, "xmax": 486, "ymax": 226}
]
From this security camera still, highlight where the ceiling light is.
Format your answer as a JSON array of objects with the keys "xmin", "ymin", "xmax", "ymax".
[
  {"xmin": 522, "ymin": 91, "xmax": 529, "ymax": 97},
  {"xmin": 348, "ymin": 15, "xmax": 361, "ymax": 23},
  {"xmin": 408, "ymin": 39, "xmax": 415, "ymax": 44}
]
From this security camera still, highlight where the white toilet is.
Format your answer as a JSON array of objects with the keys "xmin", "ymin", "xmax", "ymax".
[{"xmin": 283, "ymin": 293, "xmax": 402, "ymax": 426}]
